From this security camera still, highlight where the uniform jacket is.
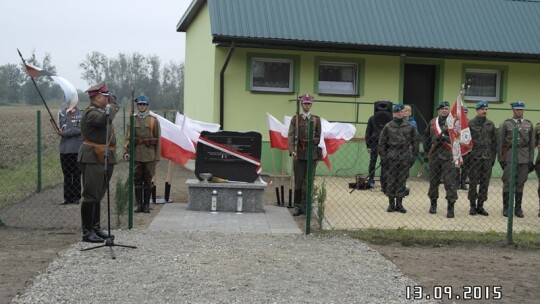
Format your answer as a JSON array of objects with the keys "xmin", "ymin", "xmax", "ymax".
[
  {"xmin": 58, "ymin": 107, "xmax": 82, "ymax": 154},
  {"xmin": 287, "ymin": 113, "xmax": 322, "ymax": 160},
  {"xmin": 498, "ymin": 118, "xmax": 535, "ymax": 164},
  {"xmin": 468, "ymin": 116, "xmax": 497, "ymax": 161},
  {"xmin": 78, "ymin": 102, "xmax": 119, "ymax": 164},
  {"xmin": 378, "ymin": 119, "xmax": 419, "ymax": 163},
  {"xmin": 423, "ymin": 116, "xmax": 453, "ymax": 161},
  {"xmin": 125, "ymin": 113, "xmax": 161, "ymax": 162}
]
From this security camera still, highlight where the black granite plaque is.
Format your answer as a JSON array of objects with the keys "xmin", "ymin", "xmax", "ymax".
[{"xmin": 195, "ymin": 131, "xmax": 262, "ymax": 183}]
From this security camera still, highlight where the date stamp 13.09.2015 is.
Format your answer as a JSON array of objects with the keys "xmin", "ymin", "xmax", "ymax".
[{"xmin": 405, "ymin": 285, "xmax": 502, "ymax": 301}]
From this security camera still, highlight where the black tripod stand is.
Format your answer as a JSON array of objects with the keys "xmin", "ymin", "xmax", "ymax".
[{"xmin": 82, "ymin": 104, "xmax": 136, "ymax": 259}]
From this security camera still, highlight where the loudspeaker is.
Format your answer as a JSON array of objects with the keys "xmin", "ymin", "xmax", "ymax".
[
  {"xmin": 374, "ymin": 101, "xmax": 393, "ymax": 114},
  {"xmin": 373, "ymin": 111, "xmax": 392, "ymax": 129}
]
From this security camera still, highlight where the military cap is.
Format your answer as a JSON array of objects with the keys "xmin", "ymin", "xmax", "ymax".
[
  {"xmin": 392, "ymin": 104, "xmax": 404, "ymax": 113},
  {"xmin": 136, "ymin": 95, "xmax": 150, "ymax": 105},
  {"xmin": 300, "ymin": 94, "xmax": 314, "ymax": 104},
  {"xmin": 511, "ymin": 101, "xmax": 525, "ymax": 109},
  {"xmin": 85, "ymin": 82, "xmax": 109, "ymax": 98},
  {"xmin": 437, "ymin": 101, "xmax": 450, "ymax": 109},
  {"xmin": 475, "ymin": 101, "xmax": 488, "ymax": 110}
]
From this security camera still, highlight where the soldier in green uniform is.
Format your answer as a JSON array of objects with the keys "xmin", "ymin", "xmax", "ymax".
[
  {"xmin": 287, "ymin": 94, "xmax": 322, "ymax": 216},
  {"xmin": 465, "ymin": 101, "xmax": 497, "ymax": 216},
  {"xmin": 378, "ymin": 104, "xmax": 419, "ymax": 213},
  {"xmin": 78, "ymin": 82, "xmax": 118, "ymax": 243},
  {"xmin": 498, "ymin": 101, "xmax": 535, "ymax": 218},
  {"xmin": 423, "ymin": 101, "xmax": 458, "ymax": 218},
  {"xmin": 534, "ymin": 122, "xmax": 540, "ymax": 217},
  {"xmin": 123, "ymin": 95, "xmax": 161, "ymax": 213}
]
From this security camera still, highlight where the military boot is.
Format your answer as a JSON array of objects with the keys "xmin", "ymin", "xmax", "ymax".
[
  {"xmin": 292, "ymin": 189, "xmax": 303, "ymax": 216},
  {"xmin": 395, "ymin": 197, "xmax": 407, "ymax": 213},
  {"xmin": 429, "ymin": 199, "xmax": 437, "ymax": 214},
  {"xmin": 476, "ymin": 201, "xmax": 489, "ymax": 216},
  {"xmin": 143, "ymin": 187, "xmax": 151, "ymax": 213},
  {"xmin": 460, "ymin": 179, "xmax": 468, "ymax": 190},
  {"xmin": 469, "ymin": 200, "xmax": 477, "ymax": 215},
  {"xmin": 386, "ymin": 197, "xmax": 395, "ymax": 212},
  {"xmin": 134, "ymin": 188, "xmax": 144, "ymax": 213},
  {"xmin": 514, "ymin": 192, "xmax": 524, "ymax": 218},
  {"xmin": 447, "ymin": 201, "xmax": 455, "ymax": 218},
  {"xmin": 502, "ymin": 192, "xmax": 509, "ymax": 217},
  {"xmin": 92, "ymin": 202, "xmax": 114, "ymax": 239},
  {"xmin": 81, "ymin": 202, "xmax": 103, "ymax": 243}
]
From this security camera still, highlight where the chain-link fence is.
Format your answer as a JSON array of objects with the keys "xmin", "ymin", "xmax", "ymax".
[
  {"xmin": 2, "ymin": 107, "xmax": 539, "ymax": 240},
  {"xmin": 306, "ymin": 138, "xmax": 540, "ymax": 236}
]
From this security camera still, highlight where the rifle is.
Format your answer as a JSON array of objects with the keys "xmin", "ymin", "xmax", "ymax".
[{"xmin": 17, "ymin": 49, "xmax": 61, "ymax": 135}]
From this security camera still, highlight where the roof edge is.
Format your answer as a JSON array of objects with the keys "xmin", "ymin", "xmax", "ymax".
[
  {"xmin": 176, "ymin": 0, "xmax": 207, "ymax": 32},
  {"xmin": 212, "ymin": 36, "xmax": 540, "ymax": 62}
]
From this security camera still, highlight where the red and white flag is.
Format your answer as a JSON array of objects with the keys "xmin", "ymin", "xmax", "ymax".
[
  {"xmin": 447, "ymin": 94, "xmax": 473, "ymax": 167},
  {"xmin": 280, "ymin": 115, "xmax": 356, "ymax": 170},
  {"xmin": 175, "ymin": 113, "xmax": 220, "ymax": 146},
  {"xmin": 154, "ymin": 113, "xmax": 195, "ymax": 166},
  {"xmin": 23, "ymin": 63, "xmax": 78, "ymax": 111},
  {"xmin": 266, "ymin": 113, "xmax": 289, "ymax": 150}
]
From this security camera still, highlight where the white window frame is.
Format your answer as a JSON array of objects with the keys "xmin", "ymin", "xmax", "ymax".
[
  {"xmin": 464, "ymin": 69, "xmax": 501, "ymax": 102},
  {"xmin": 318, "ymin": 62, "xmax": 358, "ymax": 95},
  {"xmin": 250, "ymin": 57, "xmax": 294, "ymax": 92}
]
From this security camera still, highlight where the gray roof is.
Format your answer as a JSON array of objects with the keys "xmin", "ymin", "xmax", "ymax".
[{"xmin": 177, "ymin": 0, "xmax": 540, "ymax": 60}]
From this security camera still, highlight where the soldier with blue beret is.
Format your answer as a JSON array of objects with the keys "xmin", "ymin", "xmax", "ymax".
[
  {"xmin": 379, "ymin": 104, "xmax": 418, "ymax": 213},
  {"xmin": 464, "ymin": 101, "xmax": 497, "ymax": 216},
  {"xmin": 498, "ymin": 100, "xmax": 535, "ymax": 217}
]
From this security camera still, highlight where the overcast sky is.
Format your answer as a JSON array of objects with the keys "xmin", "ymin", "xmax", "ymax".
[{"xmin": 1, "ymin": 0, "xmax": 193, "ymax": 90}]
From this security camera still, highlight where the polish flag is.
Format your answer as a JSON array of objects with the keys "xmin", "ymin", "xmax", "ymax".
[
  {"xmin": 281, "ymin": 115, "xmax": 356, "ymax": 170},
  {"xmin": 447, "ymin": 94, "xmax": 473, "ymax": 167},
  {"xmin": 175, "ymin": 113, "xmax": 221, "ymax": 146},
  {"xmin": 153, "ymin": 113, "xmax": 195, "ymax": 166},
  {"xmin": 266, "ymin": 113, "xmax": 288, "ymax": 150}
]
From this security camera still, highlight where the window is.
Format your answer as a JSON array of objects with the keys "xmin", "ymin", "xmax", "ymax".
[
  {"xmin": 250, "ymin": 58, "xmax": 293, "ymax": 92},
  {"xmin": 464, "ymin": 69, "xmax": 501, "ymax": 102},
  {"xmin": 318, "ymin": 62, "xmax": 358, "ymax": 95}
]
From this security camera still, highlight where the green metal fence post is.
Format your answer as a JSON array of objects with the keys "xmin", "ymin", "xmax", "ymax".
[
  {"xmin": 128, "ymin": 112, "xmax": 135, "ymax": 229},
  {"xmin": 36, "ymin": 110, "xmax": 42, "ymax": 193},
  {"xmin": 305, "ymin": 120, "xmax": 314, "ymax": 235},
  {"xmin": 506, "ymin": 127, "xmax": 518, "ymax": 244}
]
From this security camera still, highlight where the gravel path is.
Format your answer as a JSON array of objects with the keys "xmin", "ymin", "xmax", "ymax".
[{"xmin": 12, "ymin": 230, "xmax": 438, "ymax": 304}]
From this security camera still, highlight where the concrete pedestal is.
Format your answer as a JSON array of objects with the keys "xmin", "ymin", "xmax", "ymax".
[{"xmin": 186, "ymin": 179, "xmax": 267, "ymax": 212}]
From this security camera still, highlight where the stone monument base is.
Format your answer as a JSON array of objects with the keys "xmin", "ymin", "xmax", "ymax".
[{"xmin": 186, "ymin": 179, "xmax": 267, "ymax": 212}]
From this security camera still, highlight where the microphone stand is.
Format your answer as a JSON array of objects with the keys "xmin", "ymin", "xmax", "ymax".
[{"xmin": 82, "ymin": 104, "xmax": 137, "ymax": 259}]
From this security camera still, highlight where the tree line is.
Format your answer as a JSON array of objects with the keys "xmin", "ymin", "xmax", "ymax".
[{"xmin": 0, "ymin": 51, "xmax": 184, "ymax": 110}]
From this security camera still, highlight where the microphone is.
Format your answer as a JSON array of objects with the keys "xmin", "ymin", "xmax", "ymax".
[{"xmin": 105, "ymin": 104, "xmax": 111, "ymax": 115}]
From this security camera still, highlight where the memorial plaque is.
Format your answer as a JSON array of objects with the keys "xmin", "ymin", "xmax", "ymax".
[{"xmin": 195, "ymin": 131, "xmax": 262, "ymax": 183}]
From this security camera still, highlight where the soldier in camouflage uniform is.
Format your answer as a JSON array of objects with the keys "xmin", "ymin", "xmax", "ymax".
[
  {"xmin": 423, "ymin": 101, "xmax": 458, "ymax": 218},
  {"xmin": 287, "ymin": 94, "xmax": 322, "ymax": 216},
  {"xmin": 123, "ymin": 95, "xmax": 161, "ymax": 213},
  {"xmin": 78, "ymin": 82, "xmax": 118, "ymax": 243},
  {"xmin": 498, "ymin": 101, "xmax": 535, "ymax": 218},
  {"xmin": 465, "ymin": 101, "xmax": 497, "ymax": 216},
  {"xmin": 378, "ymin": 104, "xmax": 418, "ymax": 213}
]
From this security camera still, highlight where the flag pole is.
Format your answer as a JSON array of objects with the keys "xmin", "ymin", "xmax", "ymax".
[{"xmin": 17, "ymin": 49, "xmax": 60, "ymax": 135}]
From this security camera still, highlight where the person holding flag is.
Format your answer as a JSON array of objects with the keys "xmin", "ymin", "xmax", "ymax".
[
  {"xmin": 465, "ymin": 101, "xmax": 497, "ymax": 216},
  {"xmin": 423, "ymin": 101, "xmax": 458, "ymax": 218},
  {"xmin": 287, "ymin": 94, "xmax": 322, "ymax": 216},
  {"xmin": 498, "ymin": 101, "xmax": 535, "ymax": 218}
]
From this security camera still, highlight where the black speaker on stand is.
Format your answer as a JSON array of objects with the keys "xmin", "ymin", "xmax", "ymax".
[{"xmin": 373, "ymin": 101, "xmax": 393, "ymax": 128}]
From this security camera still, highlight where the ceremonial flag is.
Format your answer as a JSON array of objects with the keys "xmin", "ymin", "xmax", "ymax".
[
  {"xmin": 175, "ymin": 113, "xmax": 220, "ymax": 145},
  {"xmin": 281, "ymin": 115, "xmax": 356, "ymax": 170},
  {"xmin": 154, "ymin": 113, "xmax": 195, "ymax": 166},
  {"xmin": 23, "ymin": 63, "xmax": 78, "ymax": 111},
  {"xmin": 266, "ymin": 113, "xmax": 288, "ymax": 150},
  {"xmin": 447, "ymin": 94, "xmax": 473, "ymax": 167}
]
